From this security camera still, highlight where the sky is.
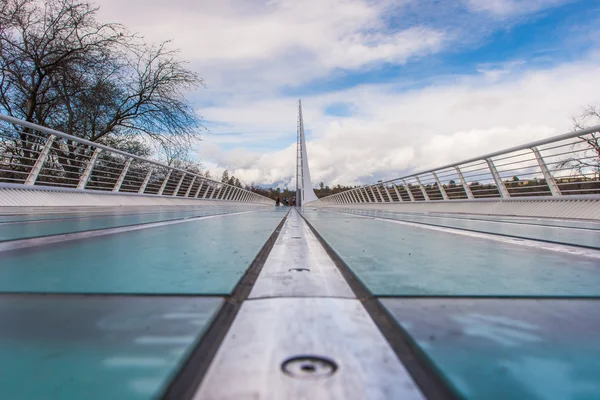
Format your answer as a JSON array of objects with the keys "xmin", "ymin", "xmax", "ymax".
[{"xmin": 95, "ymin": 0, "xmax": 600, "ymax": 188}]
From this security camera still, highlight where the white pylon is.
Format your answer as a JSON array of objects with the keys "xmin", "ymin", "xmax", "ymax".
[{"xmin": 296, "ymin": 100, "xmax": 319, "ymax": 207}]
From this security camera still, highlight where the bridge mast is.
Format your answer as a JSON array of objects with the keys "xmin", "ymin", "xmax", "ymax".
[
  {"xmin": 295, "ymin": 100, "xmax": 318, "ymax": 207},
  {"xmin": 296, "ymin": 100, "xmax": 302, "ymax": 206}
]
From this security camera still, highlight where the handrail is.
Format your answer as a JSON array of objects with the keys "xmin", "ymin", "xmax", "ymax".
[
  {"xmin": 317, "ymin": 124, "xmax": 600, "ymax": 205},
  {"xmin": 0, "ymin": 113, "xmax": 274, "ymax": 205},
  {"xmin": 376, "ymin": 124, "xmax": 600, "ymax": 187}
]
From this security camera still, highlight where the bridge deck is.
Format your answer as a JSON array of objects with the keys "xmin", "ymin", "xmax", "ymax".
[{"xmin": 0, "ymin": 205, "xmax": 598, "ymax": 399}]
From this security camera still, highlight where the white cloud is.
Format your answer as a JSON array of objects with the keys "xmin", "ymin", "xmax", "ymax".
[
  {"xmin": 197, "ymin": 56, "xmax": 600, "ymax": 187},
  {"xmin": 464, "ymin": 0, "xmax": 572, "ymax": 16},
  {"xmin": 91, "ymin": 0, "xmax": 600, "ymax": 188},
  {"xmin": 96, "ymin": 0, "xmax": 443, "ymax": 89}
]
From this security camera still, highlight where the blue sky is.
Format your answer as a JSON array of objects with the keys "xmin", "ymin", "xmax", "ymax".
[{"xmin": 97, "ymin": 0, "xmax": 600, "ymax": 187}]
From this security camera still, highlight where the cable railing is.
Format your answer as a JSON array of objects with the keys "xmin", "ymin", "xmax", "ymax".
[
  {"xmin": 0, "ymin": 114, "xmax": 273, "ymax": 205},
  {"xmin": 318, "ymin": 125, "xmax": 600, "ymax": 205}
]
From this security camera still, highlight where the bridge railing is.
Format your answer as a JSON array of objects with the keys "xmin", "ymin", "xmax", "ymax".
[
  {"xmin": 0, "ymin": 114, "xmax": 273, "ymax": 205},
  {"xmin": 318, "ymin": 125, "xmax": 600, "ymax": 204}
]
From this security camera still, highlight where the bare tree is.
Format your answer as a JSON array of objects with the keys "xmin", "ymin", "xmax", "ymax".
[
  {"xmin": 0, "ymin": 0, "xmax": 203, "ymax": 183},
  {"xmin": 156, "ymin": 140, "xmax": 204, "ymax": 174},
  {"xmin": 557, "ymin": 104, "xmax": 600, "ymax": 178}
]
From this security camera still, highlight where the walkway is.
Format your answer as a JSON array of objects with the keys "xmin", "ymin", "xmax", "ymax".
[{"xmin": 0, "ymin": 205, "xmax": 599, "ymax": 399}]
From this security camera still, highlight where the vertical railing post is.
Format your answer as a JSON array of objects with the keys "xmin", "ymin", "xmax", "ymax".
[
  {"xmin": 25, "ymin": 134, "xmax": 56, "ymax": 185},
  {"xmin": 368, "ymin": 187, "xmax": 378, "ymax": 203},
  {"xmin": 194, "ymin": 180, "xmax": 205, "ymax": 198},
  {"xmin": 206, "ymin": 185, "xmax": 214, "ymax": 199},
  {"xmin": 172, "ymin": 173, "xmax": 186, "ymax": 197},
  {"xmin": 229, "ymin": 188, "xmax": 238, "ymax": 201},
  {"xmin": 138, "ymin": 169, "xmax": 153, "ymax": 194},
  {"xmin": 402, "ymin": 180, "xmax": 416, "ymax": 201},
  {"xmin": 531, "ymin": 147, "xmax": 561, "ymax": 196},
  {"xmin": 218, "ymin": 185, "xmax": 226, "ymax": 200},
  {"xmin": 347, "ymin": 192, "xmax": 354, "ymax": 203},
  {"xmin": 235, "ymin": 189, "xmax": 244, "ymax": 202},
  {"xmin": 351, "ymin": 190, "xmax": 361, "ymax": 203},
  {"xmin": 358, "ymin": 188, "xmax": 367, "ymax": 203},
  {"xmin": 375, "ymin": 186, "xmax": 386, "ymax": 202},
  {"xmin": 113, "ymin": 158, "xmax": 132, "ymax": 192},
  {"xmin": 227, "ymin": 187, "xmax": 236, "ymax": 201},
  {"xmin": 77, "ymin": 148, "xmax": 102, "ymax": 190},
  {"xmin": 363, "ymin": 187, "xmax": 372, "ymax": 203},
  {"xmin": 345, "ymin": 192, "xmax": 352, "ymax": 203},
  {"xmin": 455, "ymin": 167, "xmax": 473, "ymax": 199},
  {"xmin": 383, "ymin": 186, "xmax": 393, "ymax": 202},
  {"xmin": 415, "ymin": 176, "xmax": 430, "ymax": 201},
  {"xmin": 214, "ymin": 185, "xmax": 223, "ymax": 199},
  {"xmin": 486, "ymin": 158, "xmax": 510, "ymax": 198},
  {"xmin": 392, "ymin": 183, "xmax": 403, "ymax": 202},
  {"xmin": 158, "ymin": 170, "xmax": 172, "ymax": 196},
  {"xmin": 203, "ymin": 184, "xmax": 212, "ymax": 199},
  {"xmin": 431, "ymin": 172, "xmax": 448, "ymax": 200},
  {"xmin": 185, "ymin": 176, "xmax": 197, "ymax": 197}
]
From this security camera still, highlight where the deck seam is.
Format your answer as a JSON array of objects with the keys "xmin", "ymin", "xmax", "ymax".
[
  {"xmin": 297, "ymin": 208, "xmax": 459, "ymax": 400},
  {"xmin": 160, "ymin": 208, "xmax": 290, "ymax": 400}
]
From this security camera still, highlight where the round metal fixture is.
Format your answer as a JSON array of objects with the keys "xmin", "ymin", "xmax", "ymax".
[{"xmin": 281, "ymin": 355, "xmax": 338, "ymax": 379}]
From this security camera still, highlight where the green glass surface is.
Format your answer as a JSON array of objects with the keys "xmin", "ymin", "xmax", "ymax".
[
  {"xmin": 0, "ymin": 205, "xmax": 265, "ymax": 241},
  {"xmin": 0, "ymin": 295, "xmax": 222, "ymax": 400},
  {"xmin": 0, "ymin": 210, "xmax": 285, "ymax": 294},
  {"xmin": 381, "ymin": 298, "xmax": 600, "ymax": 400},
  {"xmin": 300, "ymin": 209, "xmax": 600, "ymax": 296},
  {"xmin": 336, "ymin": 208, "xmax": 600, "ymax": 249},
  {"xmin": 337, "ymin": 209, "xmax": 600, "ymax": 231}
]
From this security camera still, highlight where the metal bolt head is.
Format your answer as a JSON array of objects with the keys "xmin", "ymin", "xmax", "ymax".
[{"xmin": 281, "ymin": 355, "xmax": 338, "ymax": 379}]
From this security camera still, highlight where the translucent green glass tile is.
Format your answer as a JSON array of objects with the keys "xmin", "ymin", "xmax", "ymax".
[
  {"xmin": 300, "ymin": 210, "xmax": 600, "ymax": 296},
  {"xmin": 381, "ymin": 298, "xmax": 600, "ymax": 400},
  {"xmin": 338, "ymin": 209, "xmax": 600, "ymax": 249},
  {"xmin": 0, "ymin": 295, "xmax": 223, "ymax": 400},
  {"xmin": 413, "ymin": 212, "xmax": 600, "ymax": 231},
  {"xmin": 0, "ymin": 211, "xmax": 284, "ymax": 294},
  {"xmin": 0, "ymin": 206, "xmax": 265, "ymax": 241}
]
